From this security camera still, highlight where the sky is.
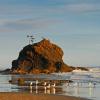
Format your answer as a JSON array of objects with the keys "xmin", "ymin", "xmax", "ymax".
[{"xmin": 0, "ymin": 0, "xmax": 100, "ymax": 69}]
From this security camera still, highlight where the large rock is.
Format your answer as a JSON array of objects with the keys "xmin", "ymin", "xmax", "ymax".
[{"xmin": 11, "ymin": 39, "xmax": 73, "ymax": 74}]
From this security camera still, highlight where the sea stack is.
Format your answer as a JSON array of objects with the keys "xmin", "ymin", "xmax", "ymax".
[{"xmin": 11, "ymin": 38, "xmax": 73, "ymax": 74}]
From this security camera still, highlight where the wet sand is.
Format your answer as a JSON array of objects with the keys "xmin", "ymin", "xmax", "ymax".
[{"xmin": 0, "ymin": 92, "xmax": 90, "ymax": 100}]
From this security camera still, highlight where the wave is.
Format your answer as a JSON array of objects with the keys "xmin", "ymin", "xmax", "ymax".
[{"xmin": 88, "ymin": 67, "xmax": 100, "ymax": 72}]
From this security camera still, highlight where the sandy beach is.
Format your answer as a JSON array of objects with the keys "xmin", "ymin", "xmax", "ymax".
[{"xmin": 0, "ymin": 92, "xmax": 90, "ymax": 100}]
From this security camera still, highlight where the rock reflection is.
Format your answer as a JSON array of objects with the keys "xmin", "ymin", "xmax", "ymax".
[{"xmin": 51, "ymin": 88, "xmax": 56, "ymax": 94}]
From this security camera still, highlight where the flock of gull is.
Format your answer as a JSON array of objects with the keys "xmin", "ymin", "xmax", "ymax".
[
  {"xmin": 28, "ymin": 79, "xmax": 96, "ymax": 94},
  {"xmin": 29, "ymin": 80, "xmax": 56, "ymax": 94}
]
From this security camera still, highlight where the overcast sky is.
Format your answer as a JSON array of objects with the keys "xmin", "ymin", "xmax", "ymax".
[{"xmin": 0, "ymin": 0, "xmax": 100, "ymax": 69}]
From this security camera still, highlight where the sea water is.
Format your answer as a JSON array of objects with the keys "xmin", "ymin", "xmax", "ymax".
[{"xmin": 0, "ymin": 67, "xmax": 100, "ymax": 100}]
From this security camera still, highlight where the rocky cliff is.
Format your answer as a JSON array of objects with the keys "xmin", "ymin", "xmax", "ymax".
[{"xmin": 11, "ymin": 39, "xmax": 73, "ymax": 74}]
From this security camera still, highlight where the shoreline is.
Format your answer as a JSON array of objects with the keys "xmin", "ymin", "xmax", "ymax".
[{"xmin": 0, "ymin": 92, "xmax": 90, "ymax": 100}]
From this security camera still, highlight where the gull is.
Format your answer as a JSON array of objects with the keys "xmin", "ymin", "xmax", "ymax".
[
  {"xmin": 51, "ymin": 83, "xmax": 56, "ymax": 88},
  {"xmin": 43, "ymin": 82, "xmax": 47, "ymax": 94},
  {"xmin": 29, "ymin": 82, "xmax": 33, "ymax": 93},
  {"xmin": 46, "ymin": 84, "xmax": 50, "ymax": 89},
  {"xmin": 30, "ymin": 82, "xmax": 33, "ymax": 86},
  {"xmin": 35, "ymin": 80, "xmax": 39, "ymax": 89}
]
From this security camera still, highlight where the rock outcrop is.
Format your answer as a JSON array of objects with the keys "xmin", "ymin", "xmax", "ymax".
[{"xmin": 11, "ymin": 39, "xmax": 73, "ymax": 74}]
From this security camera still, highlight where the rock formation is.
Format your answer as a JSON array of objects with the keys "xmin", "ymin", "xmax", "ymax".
[{"xmin": 11, "ymin": 39, "xmax": 73, "ymax": 74}]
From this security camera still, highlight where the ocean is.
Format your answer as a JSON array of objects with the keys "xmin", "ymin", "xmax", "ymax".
[{"xmin": 0, "ymin": 67, "xmax": 100, "ymax": 100}]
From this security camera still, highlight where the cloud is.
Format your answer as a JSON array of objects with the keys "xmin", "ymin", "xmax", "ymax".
[
  {"xmin": 0, "ymin": 0, "xmax": 100, "ymax": 17},
  {"xmin": 40, "ymin": 3, "xmax": 100, "ymax": 14},
  {"xmin": 29, "ymin": 3, "xmax": 100, "ymax": 15},
  {"xmin": 64, "ymin": 3, "xmax": 100, "ymax": 13},
  {"xmin": 2, "ymin": 18, "xmax": 61, "ymax": 32},
  {"xmin": 0, "ymin": 28, "xmax": 15, "ymax": 33},
  {"xmin": 0, "ymin": 5, "xmax": 34, "ymax": 16},
  {"xmin": 0, "ymin": 1, "xmax": 100, "ymax": 33}
]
